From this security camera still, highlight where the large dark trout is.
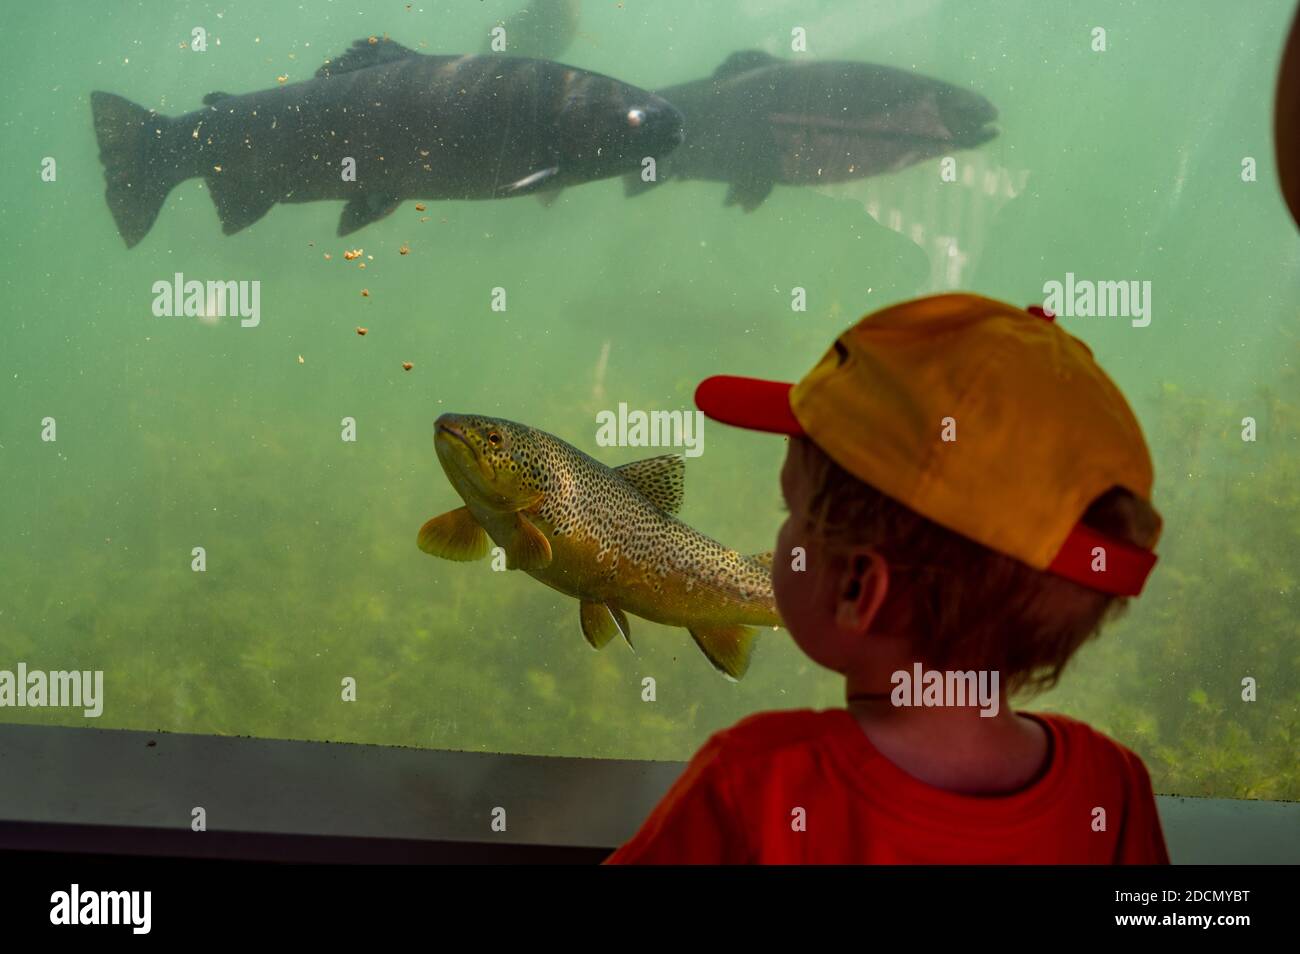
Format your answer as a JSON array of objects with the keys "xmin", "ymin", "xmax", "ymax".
[
  {"xmin": 91, "ymin": 36, "xmax": 683, "ymax": 247},
  {"xmin": 626, "ymin": 50, "xmax": 997, "ymax": 210},
  {"xmin": 420, "ymin": 414, "xmax": 780, "ymax": 680}
]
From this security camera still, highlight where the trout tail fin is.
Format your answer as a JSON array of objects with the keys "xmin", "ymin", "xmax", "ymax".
[{"xmin": 91, "ymin": 91, "xmax": 184, "ymax": 248}]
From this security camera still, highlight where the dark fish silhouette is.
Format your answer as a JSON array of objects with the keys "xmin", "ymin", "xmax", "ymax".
[
  {"xmin": 483, "ymin": 0, "xmax": 582, "ymax": 60},
  {"xmin": 91, "ymin": 37, "xmax": 683, "ymax": 247},
  {"xmin": 625, "ymin": 50, "xmax": 998, "ymax": 210}
]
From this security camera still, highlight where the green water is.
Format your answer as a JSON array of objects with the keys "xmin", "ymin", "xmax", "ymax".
[{"xmin": 0, "ymin": 0, "xmax": 1296, "ymax": 801}]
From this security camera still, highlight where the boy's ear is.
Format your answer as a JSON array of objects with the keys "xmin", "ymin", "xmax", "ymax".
[{"xmin": 834, "ymin": 548, "xmax": 890, "ymax": 633}]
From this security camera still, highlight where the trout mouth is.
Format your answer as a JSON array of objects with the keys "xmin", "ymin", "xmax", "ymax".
[
  {"xmin": 951, "ymin": 121, "xmax": 999, "ymax": 148},
  {"xmin": 436, "ymin": 420, "xmax": 473, "ymax": 452},
  {"xmin": 435, "ymin": 417, "xmax": 499, "ymax": 491}
]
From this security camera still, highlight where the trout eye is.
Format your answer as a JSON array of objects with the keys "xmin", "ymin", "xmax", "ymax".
[
  {"xmin": 487, "ymin": 431, "xmax": 502, "ymax": 446},
  {"xmin": 627, "ymin": 108, "xmax": 645, "ymax": 128}
]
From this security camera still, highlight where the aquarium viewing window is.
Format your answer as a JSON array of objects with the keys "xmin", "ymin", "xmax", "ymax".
[{"xmin": 0, "ymin": 0, "xmax": 1297, "ymax": 889}]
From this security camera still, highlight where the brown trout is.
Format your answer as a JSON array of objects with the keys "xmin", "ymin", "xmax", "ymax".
[{"xmin": 420, "ymin": 414, "xmax": 780, "ymax": 679}]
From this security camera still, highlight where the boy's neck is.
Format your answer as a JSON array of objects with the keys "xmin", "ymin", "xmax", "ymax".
[{"xmin": 843, "ymin": 658, "xmax": 1051, "ymax": 796}]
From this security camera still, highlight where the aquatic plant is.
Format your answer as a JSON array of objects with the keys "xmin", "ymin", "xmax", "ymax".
[{"xmin": 1037, "ymin": 376, "xmax": 1299, "ymax": 800}]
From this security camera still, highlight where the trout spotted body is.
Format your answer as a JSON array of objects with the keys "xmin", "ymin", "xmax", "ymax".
[{"xmin": 421, "ymin": 413, "xmax": 779, "ymax": 678}]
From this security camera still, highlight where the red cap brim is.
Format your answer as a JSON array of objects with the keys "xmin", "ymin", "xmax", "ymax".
[
  {"xmin": 1048, "ymin": 524, "xmax": 1158, "ymax": 597},
  {"xmin": 695, "ymin": 376, "xmax": 805, "ymax": 436}
]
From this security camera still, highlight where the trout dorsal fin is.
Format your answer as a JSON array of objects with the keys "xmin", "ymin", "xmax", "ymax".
[
  {"xmin": 202, "ymin": 91, "xmax": 235, "ymax": 106},
  {"xmin": 713, "ymin": 50, "xmax": 780, "ymax": 81},
  {"xmin": 615, "ymin": 455, "xmax": 685, "ymax": 515},
  {"xmin": 317, "ymin": 37, "xmax": 419, "ymax": 79}
]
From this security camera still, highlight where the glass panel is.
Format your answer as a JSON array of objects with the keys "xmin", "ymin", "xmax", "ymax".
[{"xmin": 0, "ymin": 0, "xmax": 1294, "ymax": 801}]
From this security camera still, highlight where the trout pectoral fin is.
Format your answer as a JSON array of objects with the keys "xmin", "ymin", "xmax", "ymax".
[
  {"xmin": 499, "ymin": 166, "xmax": 559, "ymax": 197},
  {"xmin": 417, "ymin": 508, "xmax": 491, "ymax": 561},
  {"xmin": 724, "ymin": 178, "xmax": 774, "ymax": 212},
  {"xmin": 579, "ymin": 601, "xmax": 632, "ymax": 650},
  {"xmin": 611, "ymin": 606, "xmax": 633, "ymax": 649},
  {"xmin": 339, "ymin": 193, "xmax": 400, "ymax": 236},
  {"xmin": 623, "ymin": 170, "xmax": 666, "ymax": 198},
  {"xmin": 506, "ymin": 513, "xmax": 553, "ymax": 570},
  {"xmin": 688, "ymin": 624, "xmax": 757, "ymax": 681}
]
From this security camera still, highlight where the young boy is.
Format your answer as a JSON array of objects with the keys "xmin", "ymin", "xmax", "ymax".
[{"xmin": 606, "ymin": 293, "xmax": 1170, "ymax": 864}]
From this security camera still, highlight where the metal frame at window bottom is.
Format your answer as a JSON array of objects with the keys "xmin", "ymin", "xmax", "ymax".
[{"xmin": 0, "ymin": 724, "xmax": 1295, "ymax": 864}]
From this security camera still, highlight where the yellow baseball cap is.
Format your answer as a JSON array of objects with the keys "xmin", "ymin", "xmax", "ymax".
[{"xmin": 696, "ymin": 293, "xmax": 1160, "ymax": 596}]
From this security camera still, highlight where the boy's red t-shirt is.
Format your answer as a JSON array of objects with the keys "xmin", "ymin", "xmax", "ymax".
[{"xmin": 605, "ymin": 709, "xmax": 1170, "ymax": 865}]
